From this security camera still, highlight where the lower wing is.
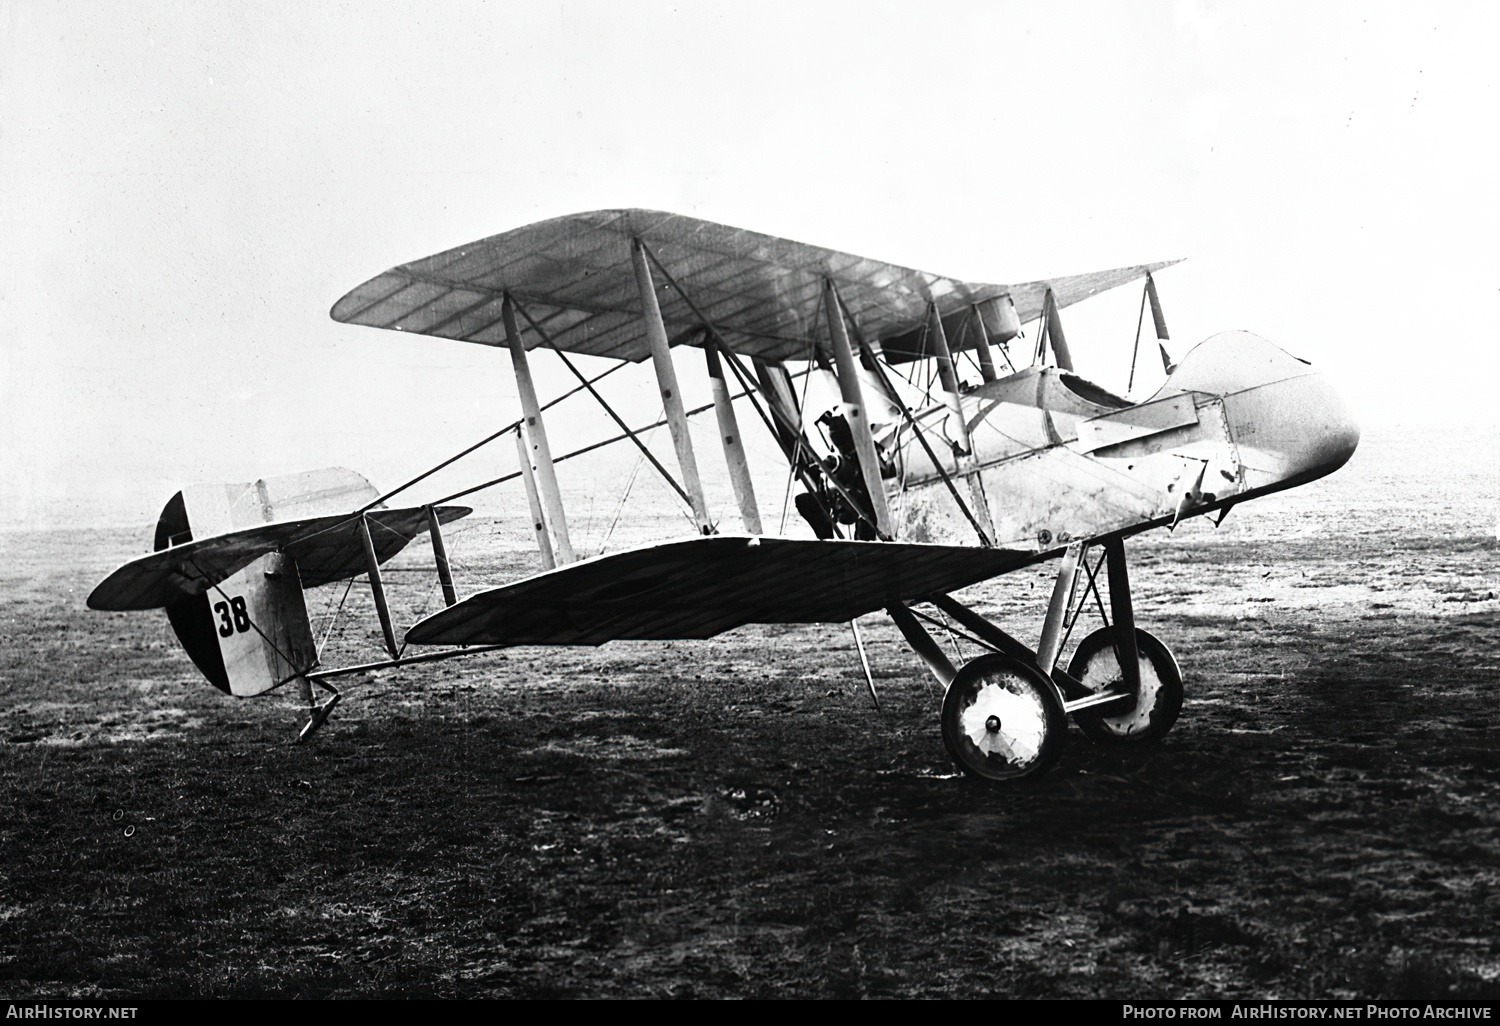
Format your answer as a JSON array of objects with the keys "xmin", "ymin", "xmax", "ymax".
[{"xmin": 404, "ymin": 536, "xmax": 1035, "ymax": 647}]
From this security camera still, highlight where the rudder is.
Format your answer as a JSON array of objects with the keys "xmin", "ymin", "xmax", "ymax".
[{"xmin": 152, "ymin": 471, "xmax": 363, "ymax": 696}]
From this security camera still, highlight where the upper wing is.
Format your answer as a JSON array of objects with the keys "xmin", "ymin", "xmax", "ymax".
[
  {"xmin": 404, "ymin": 535, "xmax": 1036, "ymax": 647},
  {"xmin": 331, "ymin": 209, "xmax": 1178, "ymax": 365},
  {"xmin": 88, "ymin": 505, "xmax": 471, "ymax": 611}
]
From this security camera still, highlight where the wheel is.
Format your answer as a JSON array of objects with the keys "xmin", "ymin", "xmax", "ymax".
[
  {"xmin": 1066, "ymin": 627, "xmax": 1183, "ymax": 744},
  {"xmin": 940, "ymin": 654, "xmax": 1068, "ymax": 783}
]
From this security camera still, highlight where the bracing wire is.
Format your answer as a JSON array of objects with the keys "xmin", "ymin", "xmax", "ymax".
[
  {"xmin": 1056, "ymin": 547, "xmax": 1110, "ymax": 658},
  {"xmin": 315, "ymin": 578, "xmax": 356, "ymax": 660},
  {"xmin": 908, "ymin": 605, "xmax": 992, "ymax": 653},
  {"xmin": 356, "ymin": 360, "xmax": 629, "ymax": 515},
  {"xmin": 935, "ymin": 607, "xmax": 967, "ymax": 665},
  {"xmin": 598, "ymin": 426, "xmax": 654, "ymax": 555},
  {"xmin": 778, "ymin": 303, "xmax": 824, "ymax": 535}
]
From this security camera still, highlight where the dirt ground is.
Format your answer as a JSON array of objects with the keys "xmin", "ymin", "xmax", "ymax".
[{"xmin": 2, "ymin": 428, "xmax": 1497, "ymax": 998}]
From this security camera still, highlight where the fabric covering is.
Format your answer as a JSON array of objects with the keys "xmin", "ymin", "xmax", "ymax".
[
  {"xmin": 331, "ymin": 209, "xmax": 1177, "ymax": 364},
  {"xmin": 88, "ymin": 505, "xmax": 471, "ymax": 611},
  {"xmin": 404, "ymin": 535, "xmax": 1037, "ymax": 647}
]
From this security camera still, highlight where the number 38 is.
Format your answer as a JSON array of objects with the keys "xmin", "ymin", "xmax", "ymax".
[{"xmin": 214, "ymin": 596, "xmax": 251, "ymax": 637}]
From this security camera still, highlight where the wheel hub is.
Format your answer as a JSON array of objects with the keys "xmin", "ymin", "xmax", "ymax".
[{"xmin": 960, "ymin": 680, "xmax": 1045, "ymax": 764}]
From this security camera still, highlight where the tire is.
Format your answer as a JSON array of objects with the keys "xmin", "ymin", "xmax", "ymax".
[
  {"xmin": 1066, "ymin": 627, "xmax": 1183, "ymax": 744},
  {"xmin": 940, "ymin": 654, "xmax": 1068, "ymax": 784}
]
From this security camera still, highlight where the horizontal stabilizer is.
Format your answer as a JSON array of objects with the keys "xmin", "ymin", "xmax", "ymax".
[
  {"xmin": 405, "ymin": 536, "xmax": 1035, "ymax": 647},
  {"xmin": 88, "ymin": 505, "xmax": 471, "ymax": 611}
]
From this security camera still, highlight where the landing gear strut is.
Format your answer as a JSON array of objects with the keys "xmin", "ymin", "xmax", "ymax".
[
  {"xmin": 890, "ymin": 535, "xmax": 1183, "ymax": 784},
  {"xmin": 296, "ymin": 676, "xmax": 341, "ymax": 742}
]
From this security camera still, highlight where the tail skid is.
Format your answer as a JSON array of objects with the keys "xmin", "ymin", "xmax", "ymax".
[{"xmin": 297, "ymin": 678, "xmax": 342, "ymax": 742}]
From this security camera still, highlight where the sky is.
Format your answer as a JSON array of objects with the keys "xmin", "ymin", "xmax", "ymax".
[{"xmin": 2, "ymin": 0, "xmax": 1496, "ymax": 528}]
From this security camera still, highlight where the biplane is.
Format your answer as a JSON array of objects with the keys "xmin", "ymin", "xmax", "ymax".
[{"xmin": 89, "ymin": 210, "xmax": 1359, "ymax": 784}]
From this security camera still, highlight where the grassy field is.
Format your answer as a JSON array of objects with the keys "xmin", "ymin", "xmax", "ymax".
[{"xmin": 2, "ymin": 427, "xmax": 1497, "ymax": 998}]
